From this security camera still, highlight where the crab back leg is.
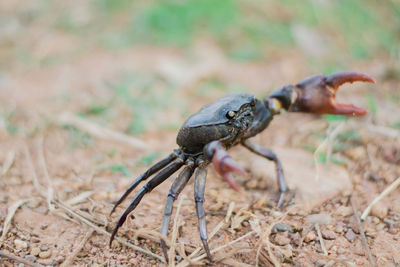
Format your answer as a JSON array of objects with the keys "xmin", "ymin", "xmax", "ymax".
[
  {"xmin": 194, "ymin": 164, "xmax": 212, "ymax": 261},
  {"xmin": 160, "ymin": 160, "xmax": 195, "ymax": 261},
  {"xmin": 110, "ymin": 151, "xmax": 179, "ymax": 214},
  {"xmin": 242, "ymin": 139, "xmax": 287, "ymax": 208},
  {"xmin": 109, "ymin": 156, "xmax": 185, "ymax": 246}
]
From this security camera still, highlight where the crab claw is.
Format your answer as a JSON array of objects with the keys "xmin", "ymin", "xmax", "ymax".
[
  {"xmin": 204, "ymin": 141, "xmax": 246, "ymax": 192},
  {"xmin": 290, "ymin": 72, "xmax": 375, "ymax": 115}
]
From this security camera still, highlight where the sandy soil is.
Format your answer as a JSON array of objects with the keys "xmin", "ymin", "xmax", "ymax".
[{"xmin": 1, "ymin": 2, "xmax": 400, "ymax": 266}]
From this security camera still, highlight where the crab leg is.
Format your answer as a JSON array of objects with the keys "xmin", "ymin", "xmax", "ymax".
[
  {"xmin": 160, "ymin": 161, "xmax": 195, "ymax": 261},
  {"xmin": 194, "ymin": 166, "xmax": 212, "ymax": 261},
  {"xmin": 110, "ymin": 151, "xmax": 179, "ymax": 214},
  {"xmin": 109, "ymin": 156, "xmax": 184, "ymax": 246},
  {"xmin": 242, "ymin": 139, "xmax": 287, "ymax": 208},
  {"xmin": 204, "ymin": 140, "xmax": 246, "ymax": 192}
]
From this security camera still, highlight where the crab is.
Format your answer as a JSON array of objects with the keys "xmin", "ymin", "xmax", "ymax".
[{"xmin": 109, "ymin": 72, "xmax": 375, "ymax": 261}]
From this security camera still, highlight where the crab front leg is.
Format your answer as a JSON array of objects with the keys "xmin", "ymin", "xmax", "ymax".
[
  {"xmin": 204, "ymin": 140, "xmax": 246, "ymax": 192},
  {"xmin": 267, "ymin": 71, "xmax": 375, "ymax": 115}
]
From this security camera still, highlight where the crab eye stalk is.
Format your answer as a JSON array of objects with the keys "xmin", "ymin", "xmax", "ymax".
[{"xmin": 226, "ymin": 110, "xmax": 236, "ymax": 119}]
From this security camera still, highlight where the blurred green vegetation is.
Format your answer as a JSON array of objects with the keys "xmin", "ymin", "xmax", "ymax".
[
  {"xmin": 78, "ymin": 72, "xmax": 176, "ymax": 135},
  {"xmin": 86, "ymin": 0, "xmax": 400, "ymax": 64}
]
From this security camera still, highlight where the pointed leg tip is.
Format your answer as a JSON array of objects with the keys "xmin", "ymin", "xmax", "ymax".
[{"xmin": 160, "ymin": 240, "xmax": 169, "ymax": 263}]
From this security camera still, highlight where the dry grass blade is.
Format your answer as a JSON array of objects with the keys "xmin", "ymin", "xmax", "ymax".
[
  {"xmin": 60, "ymin": 229, "xmax": 94, "ymax": 267},
  {"xmin": 57, "ymin": 112, "xmax": 149, "ymax": 150},
  {"xmin": 366, "ymin": 124, "xmax": 400, "ymax": 142},
  {"xmin": 209, "ymin": 201, "xmax": 235, "ymax": 239},
  {"xmin": 1, "ymin": 150, "xmax": 15, "ymax": 176},
  {"xmin": 37, "ymin": 137, "xmax": 55, "ymax": 211},
  {"xmin": 23, "ymin": 144, "xmax": 46, "ymax": 197},
  {"xmin": 313, "ymin": 122, "xmax": 345, "ymax": 180},
  {"xmin": 54, "ymin": 200, "xmax": 165, "ymax": 263},
  {"xmin": 351, "ymin": 196, "xmax": 375, "ymax": 267},
  {"xmin": 169, "ymin": 195, "xmax": 185, "ymax": 266},
  {"xmin": 214, "ymin": 246, "xmax": 253, "ymax": 265},
  {"xmin": 0, "ymin": 199, "xmax": 29, "ymax": 247},
  {"xmin": 24, "ymin": 141, "xmax": 164, "ymax": 262},
  {"xmin": 361, "ymin": 176, "xmax": 400, "ymax": 220},
  {"xmin": 183, "ymin": 202, "xmax": 236, "ymax": 261},
  {"xmin": 0, "ymin": 250, "xmax": 43, "ymax": 267},
  {"xmin": 293, "ymin": 249, "xmax": 354, "ymax": 266},
  {"xmin": 65, "ymin": 191, "xmax": 94, "ymax": 206},
  {"xmin": 315, "ymin": 223, "xmax": 327, "ymax": 256},
  {"xmin": 177, "ymin": 231, "xmax": 255, "ymax": 267}
]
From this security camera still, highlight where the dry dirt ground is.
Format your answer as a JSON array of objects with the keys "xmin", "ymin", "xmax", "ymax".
[{"xmin": 1, "ymin": 3, "xmax": 400, "ymax": 267}]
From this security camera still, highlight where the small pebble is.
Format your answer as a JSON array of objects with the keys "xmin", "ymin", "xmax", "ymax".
[
  {"xmin": 384, "ymin": 218, "xmax": 398, "ymax": 227},
  {"xmin": 372, "ymin": 216, "xmax": 380, "ymax": 224},
  {"xmin": 314, "ymin": 259, "xmax": 327, "ymax": 267},
  {"xmin": 376, "ymin": 223, "xmax": 385, "ymax": 231},
  {"xmin": 334, "ymin": 225, "xmax": 344, "ymax": 233},
  {"xmin": 39, "ymin": 250, "xmax": 51, "ymax": 259},
  {"xmin": 304, "ymin": 231, "xmax": 317, "ymax": 242},
  {"xmin": 130, "ymin": 258, "xmax": 139, "ymax": 265},
  {"xmin": 40, "ymin": 245, "xmax": 49, "ymax": 251},
  {"xmin": 337, "ymin": 247, "xmax": 346, "ymax": 254},
  {"xmin": 388, "ymin": 227, "xmax": 398, "ymax": 235},
  {"xmin": 306, "ymin": 213, "xmax": 331, "ymax": 225},
  {"xmin": 40, "ymin": 223, "xmax": 49, "ymax": 230},
  {"xmin": 290, "ymin": 232, "xmax": 301, "ymax": 246},
  {"xmin": 37, "ymin": 259, "xmax": 53, "ymax": 265},
  {"xmin": 325, "ymin": 260, "xmax": 336, "ymax": 267},
  {"xmin": 31, "ymin": 236, "xmax": 40, "ymax": 243},
  {"xmin": 30, "ymin": 247, "xmax": 40, "ymax": 256},
  {"xmin": 14, "ymin": 239, "xmax": 28, "ymax": 250},
  {"xmin": 117, "ymin": 255, "xmax": 128, "ymax": 262},
  {"xmin": 371, "ymin": 202, "xmax": 388, "ymax": 219},
  {"xmin": 55, "ymin": 255, "xmax": 65, "ymax": 263},
  {"xmin": 274, "ymin": 234, "xmax": 291, "ymax": 246},
  {"xmin": 25, "ymin": 255, "xmax": 36, "ymax": 261},
  {"xmin": 273, "ymin": 223, "xmax": 293, "ymax": 233},
  {"xmin": 354, "ymin": 240, "xmax": 364, "ymax": 256},
  {"xmin": 345, "ymin": 229, "xmax": 357, "ymax": 242},
  {"xmin": 335, "ymin": 206, "xmax": 353, "ymax": 217},
  {"xmin": 321, "ymin": 229, "xmax": 336, "ymax": 240}
]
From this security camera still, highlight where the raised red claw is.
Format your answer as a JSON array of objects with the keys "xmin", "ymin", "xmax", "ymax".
[{"xmin": 292, "ymin": 71, "xmax": 375, "ymax": 115}]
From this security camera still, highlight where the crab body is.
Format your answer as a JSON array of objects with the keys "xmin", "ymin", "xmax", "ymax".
[
  {"xmin": 177, "ymin": 93, "xmax": 271, "ymax": 153},
  {"xmin": 109, "ymin": 72, "xmax": 375, "ymax": 262}
]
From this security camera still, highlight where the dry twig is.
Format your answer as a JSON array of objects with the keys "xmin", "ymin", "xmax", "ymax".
[
  {"xmin": 24, "ymin": 144, "xmax": 165, "ymax": 263},
  {"xmin": 54, "ymin": 200, "xmax": 165, "ymax": 262},
  {"xmin": 313, "ymin": 122, "xmax": 345, "ymax": 180},
  {"xmin": 315, "ymin": 223, "xmax": 327, "ymax": 256},
  {"xmin": 1, "ymin": 150, "xmax": 15, "ymax": 176},
  {"xmin": 37, "ymin": 137, "xmax": 55, "ymax": 211},
  {"xmin": 0, "ymin": 199, "xmax": 29, "ymax": 247},
  {"xmin": 351, "ymin": 196, "xmax": 375, "ymax": 267},
  {"xmin": 0, "ymin": 250, "xmax": 43, "ymax": 267},
  {"xmin": 176, "ymin": 231, "xmax": 255, "ymax": 267},
  {"xmin": 60, "ymin": 229, "xmax": 94, "ymax": 267},
  {"xmin": 168, "ymin": 195, "xmax": 185, "ymax": 266},
  {"xmin": 361, "ymin": 177, "xmax": 400, "ymax": 220},
  {"xmin": 57, "ymin": 112, "xmax": 149, "ymax": 150}
]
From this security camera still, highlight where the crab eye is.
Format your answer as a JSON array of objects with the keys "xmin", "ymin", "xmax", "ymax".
[{"xmin": 226, "ymin": 110, "xmax": 236, "ymax": 119}]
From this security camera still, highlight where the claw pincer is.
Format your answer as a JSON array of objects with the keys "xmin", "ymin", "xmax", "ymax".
[{"xmin": 109, "ymin": 71, "xmax": 375, "ymax": 262}]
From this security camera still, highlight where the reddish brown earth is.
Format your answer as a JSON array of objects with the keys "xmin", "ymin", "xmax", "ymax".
[{"xmin": 1, "ymin": 2, "xmax": 400, "ymax": 267}]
